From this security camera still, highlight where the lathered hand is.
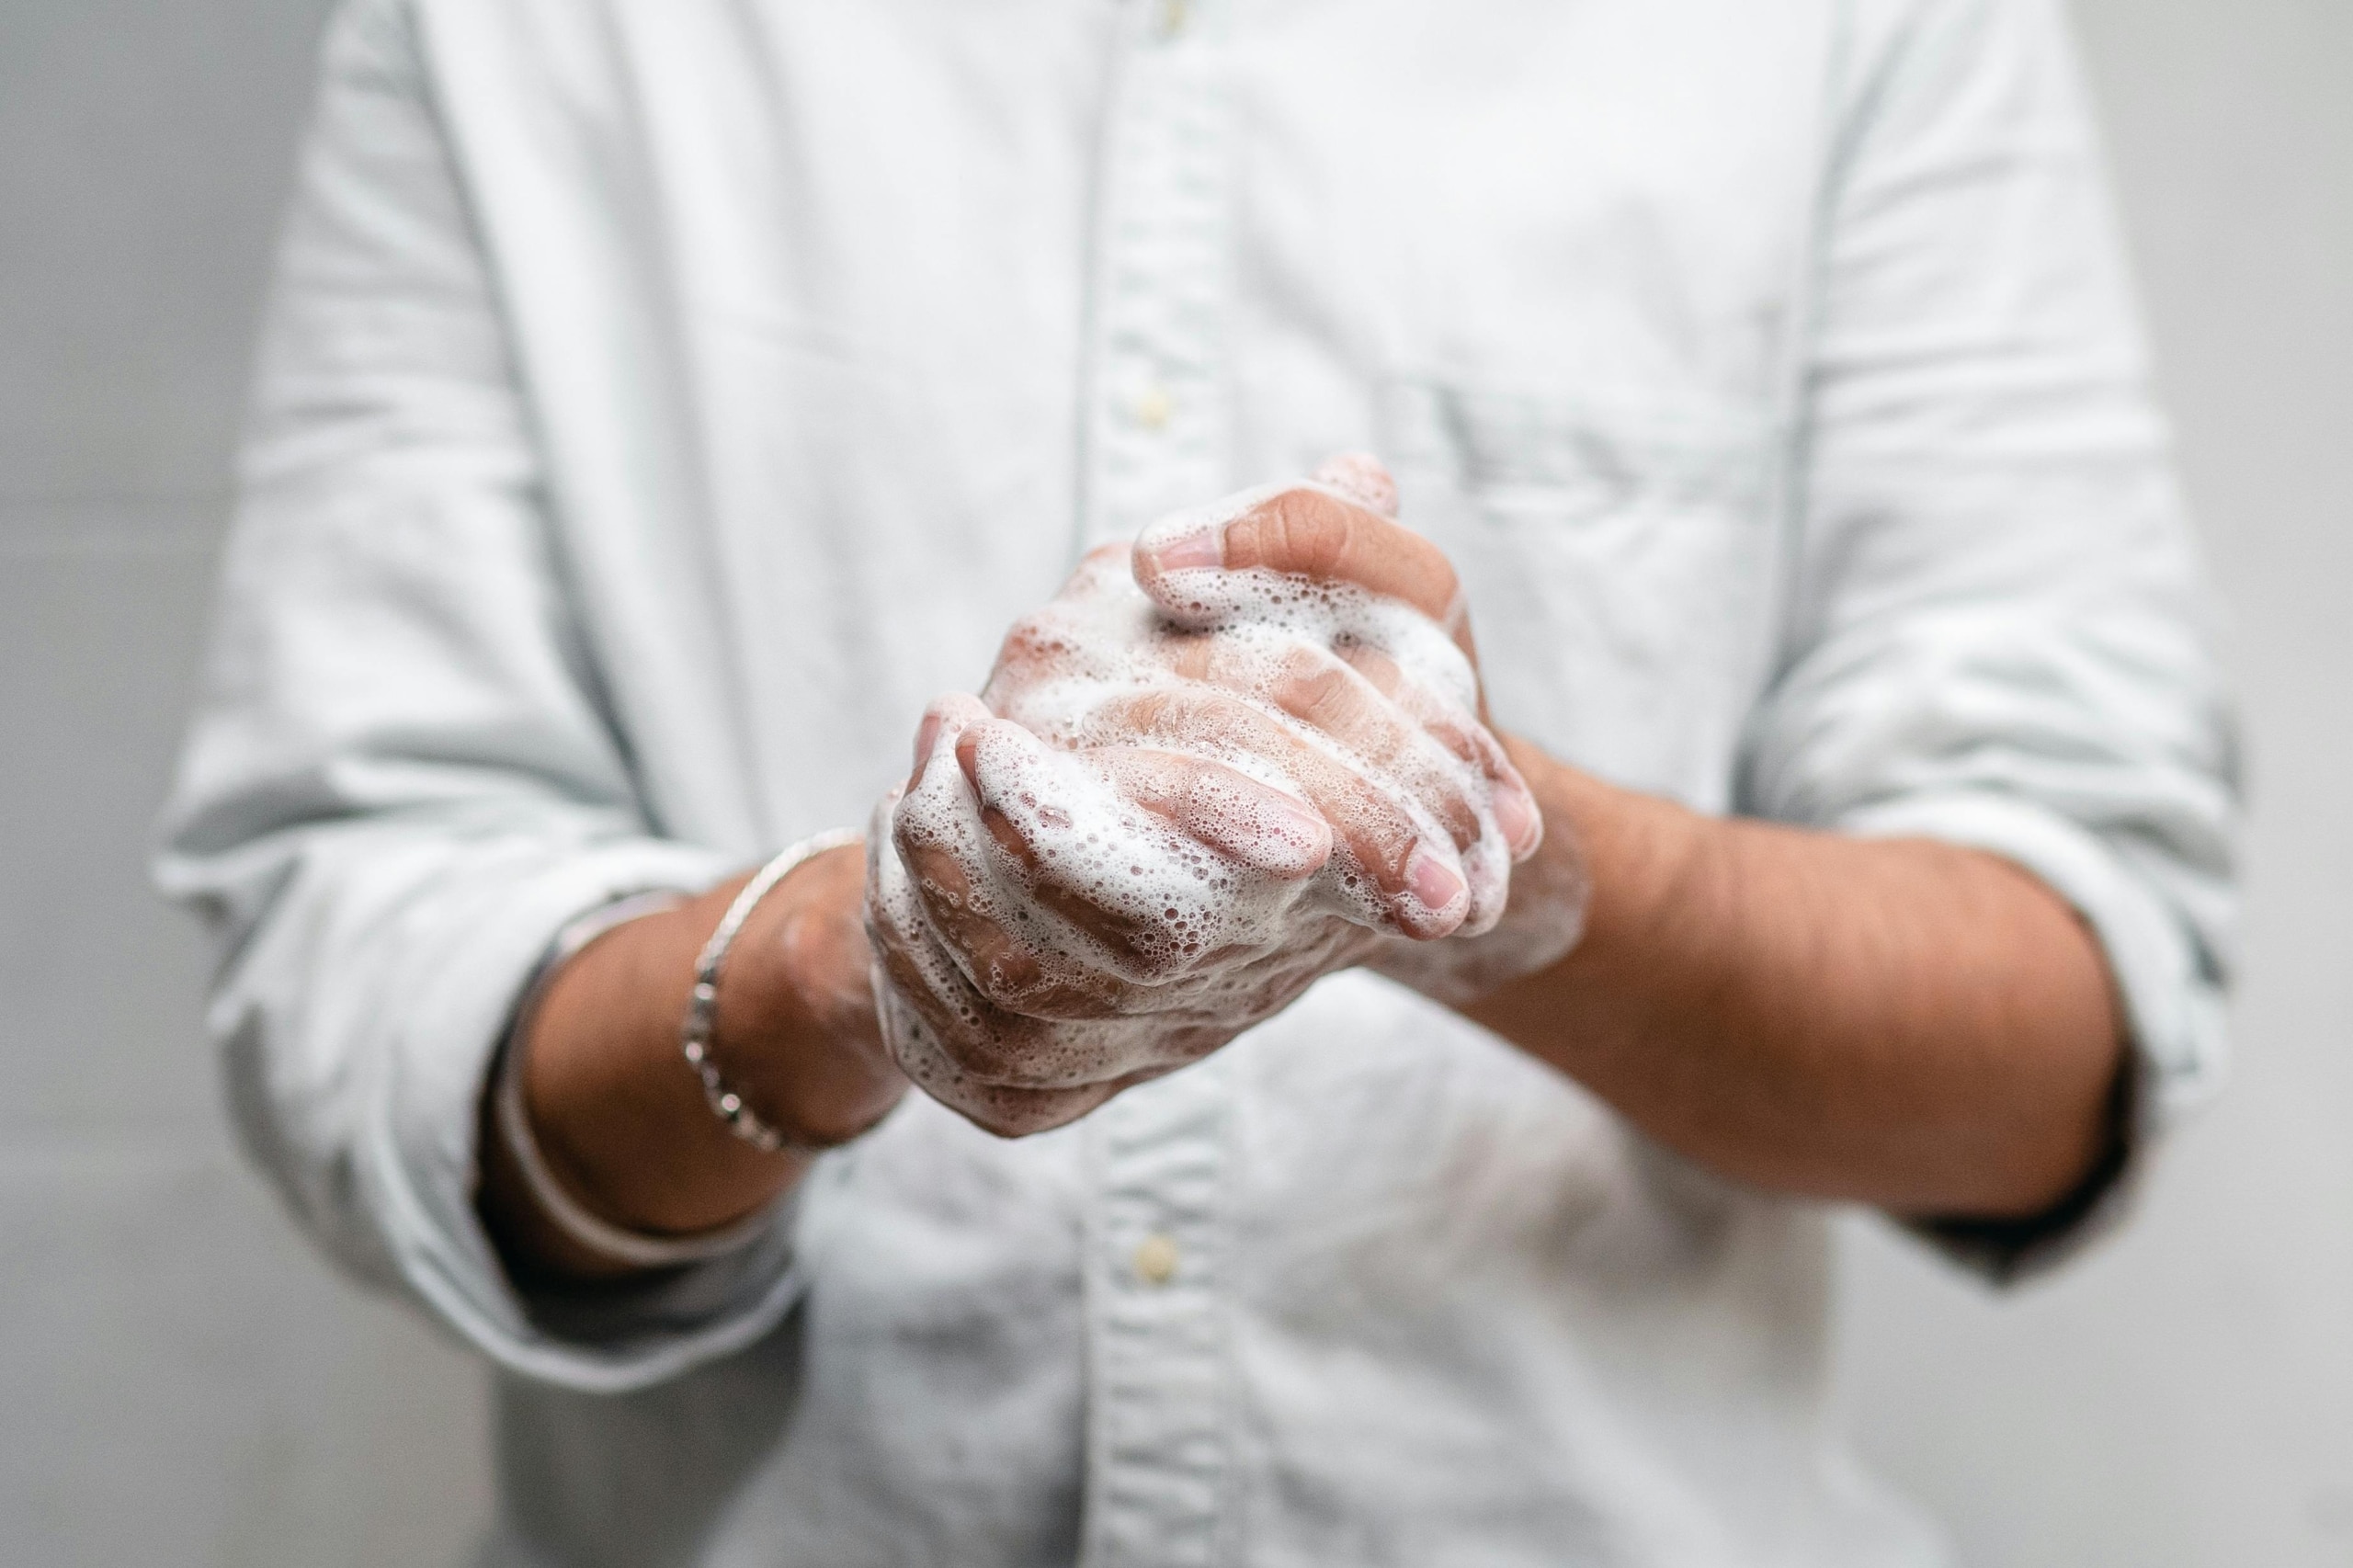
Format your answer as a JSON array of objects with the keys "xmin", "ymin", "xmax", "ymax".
[{"xmin": 868, "ymin": 456, "xmax": 1577, "ymax": 1136}]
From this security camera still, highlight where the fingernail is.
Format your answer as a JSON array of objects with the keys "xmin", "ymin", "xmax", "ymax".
[
  {"xmin": 1404, "ymin": 843, "xmax": 1466, "ymax": 915},
  {"xmin": 1144, "ymin": 522, "xmax": 1222, "ymax": 573},
  {"xmin": 1494, "ymin": 784, "xmax": 1541, "ymax": 858}
]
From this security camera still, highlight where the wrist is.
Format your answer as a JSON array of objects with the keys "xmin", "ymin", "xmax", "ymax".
[
  {"xmin": 1365, "ymin": 734, "xmax": 1608, "ymax": 1007},
  {"xmin": 517, "ymin": 845, "xmax": 902, "ymax": 1244},
  {"xmin": 1514, "ymin": 744, "xmax": 1716, "ymax": 971},
  {"xmin": 520, "ymin": 887, "xmax": 789, "ymax": 1239},
  {"xmin": 712, "ymin": 842, "xmax": 907, "ymax": 1145},
  {"xmin": 1455, "ymin": 740, "xmax": 1719, "ymax": 1049}
]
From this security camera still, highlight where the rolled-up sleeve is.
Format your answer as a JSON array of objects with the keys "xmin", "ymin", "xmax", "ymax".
[
  {"xmin": 153, "ymin": 0, "xmax": 804, "ymax": 1388},
  {"xmin": 1743, "ymin": 0, "xmax": 2239, "ymax": 1275}
]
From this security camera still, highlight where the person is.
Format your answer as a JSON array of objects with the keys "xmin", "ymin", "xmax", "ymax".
[{"xmin": 156, "ymin": 0, "xmax": 2237, "ymax": 1561}]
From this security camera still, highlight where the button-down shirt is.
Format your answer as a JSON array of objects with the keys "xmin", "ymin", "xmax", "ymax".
[{"xmin": 156, "ymin": 0, "xmax": 2237, "ymax": 1562}]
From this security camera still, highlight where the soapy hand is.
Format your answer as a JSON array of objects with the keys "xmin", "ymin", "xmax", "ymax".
[{"xmin": 866, "ymin": 457, "xmax": 1575, "ymax": 1136}]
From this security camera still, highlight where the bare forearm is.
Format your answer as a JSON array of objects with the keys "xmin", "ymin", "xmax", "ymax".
[
  {"xmin": 1465, "ymin": 742, "xmax": 2123, "ymax": 1218},
  {"xmin": 478, "ymin": 845, "xmax": 904, "ymax": 1281}
]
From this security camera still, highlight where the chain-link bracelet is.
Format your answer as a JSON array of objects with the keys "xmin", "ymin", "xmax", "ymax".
[{"xmin": 681, "ymin": 827, "xmax": 864, "ymax": 1154}]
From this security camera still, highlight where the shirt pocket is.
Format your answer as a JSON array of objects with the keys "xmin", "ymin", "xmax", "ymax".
[{"xmin": 1378, "ymin": 376, "xmax": 1780, "ymax": 806}]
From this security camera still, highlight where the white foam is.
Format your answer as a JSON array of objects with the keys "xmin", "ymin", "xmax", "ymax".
[{"xmin": 869, "ymin": 479, "xmax": 1533, "ymax": 1101}]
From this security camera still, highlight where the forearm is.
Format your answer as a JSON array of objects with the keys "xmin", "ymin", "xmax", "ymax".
[
  {"xmin": 478, "ymin": 845, "xmax": 904, "ymax": 1281},
  {"xmin": 1465, "ymin": 740, "xmax": 2124, "ymax": 1218}
]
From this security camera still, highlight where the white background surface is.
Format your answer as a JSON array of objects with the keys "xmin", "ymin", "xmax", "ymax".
[{"xmin": 1, "ymin": 2, "xmax": 2344, "ymax": 1562}]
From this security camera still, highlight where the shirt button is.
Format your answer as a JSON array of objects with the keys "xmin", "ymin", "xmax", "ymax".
[
  {"xmin": 1132, "ymin": 1233, "xmax": 1181, "ymax": 1286},
  {"xmin": 1131, "ymin": 382, "xmax": 1174, "ymax": 432},
  {"xmin": 1157, "ymin": 0, "xmax": 1190, "ymax": 41}
]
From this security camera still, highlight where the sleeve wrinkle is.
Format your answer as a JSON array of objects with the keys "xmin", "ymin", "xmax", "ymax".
[
  {"xmin": 153, "ymin": 0, "xmax": 806, "ymax": 1389},
  {"xmin": 1756, "ymin": 0, "xmax": 2238, "ymax": 1280}
]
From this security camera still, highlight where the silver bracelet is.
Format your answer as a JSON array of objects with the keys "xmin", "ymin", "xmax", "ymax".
[
  {"xmin": 681, "ymin": 828, "xmax": 864, "ymax": 1154},
  {"xmin": 494, "ymin": 891, "xmax": 784, "ymax": 1271}
]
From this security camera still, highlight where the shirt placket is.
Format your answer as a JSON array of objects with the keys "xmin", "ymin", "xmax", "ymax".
[
  {"xmin": 1076, "ymin": 5, "xmax": 1238, "ymax": 1566},
  {"xmin": 1080, "ymin": 1053, "xmax": 1237, "ymax": 1568},
  {"xmin": 1075, "ymin": 0, "xmax": 1233, "ymax": 552}
]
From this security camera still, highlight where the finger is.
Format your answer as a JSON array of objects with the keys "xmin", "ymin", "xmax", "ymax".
[
  {"xmin": 1089, "ymin": 746, "xmax": 1334, "ymax": 880},
  {"xmin": 897, "ymin": 709, "xmax": 1156, "ymax": 1009},
  {"xmin": 895, "ymin": 829, "xmax": 1133, "ymax": 1017},
  {"xmin": 950, "ymin": 720, "xmax": 1329, "ymax": 977},
  {"xmin": 1087, "ymin": 685, "xmax": 1470, "ymax": 938},
  {"xmin": 1133, "ymin": 482, "xmax": 1470, "ymax": 654},
  {"xmin": 1335, "ymin": 642, "xmax": 1541, "ymax": 860},
  {"xmin": 874, "ymin": 965, "xmax": 1137, "ymax": 1131},
  {"xmin": 870, "ymin": 817, "xmax": 1138, "ymax": 1074},
  {"xmin": 1200, "ymin": 640, "xmax": 1483, "ymax": 851},
  {"xmin": 948, "ymin": 721, "xmax": 1181, "ymax": 971},
  {"xmin": 874, "ymin": 918, "xmax": 1107, "ymax": 1090},
  {"xmin": 1174, "ymin": 627, "xmax": 1527, "ymax": 861},
  {"xmin": 906, "ymin": 692, "xmax": 994, "ymax": 791},
  {"xmin": 872, "ymin": 889, "xmax": 1202, "ymax": 1098}
]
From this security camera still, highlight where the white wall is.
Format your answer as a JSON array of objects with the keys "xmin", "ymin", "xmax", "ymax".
[
  {"xmin": 0, "ymin": 5, "xmax": 491, "ymax": 1564},
  {"xmin": 0, "ymin": 2, "xmax": 2342, "ymax": 1562}
]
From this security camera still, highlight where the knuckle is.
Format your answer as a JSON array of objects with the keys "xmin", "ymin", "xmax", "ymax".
[
  {"xmin": 959, "ymin": 942, "xmax": 1027, "ymax": 1002},
  {"xmin": 1434, "ymin": 788, "xmax": 1482, "ymax": 849},
  {"xmin": 1100, "ymin": 687, "xmax": 1179, "ymax": 744},
  {"xmin": 1279, "ymin": 658, "xmax": 1359, "ymax": 728},
  {"xmin": 1348, "ymin": 799, "xmax": 1422, "ymax": 880},
  {"xmin": 971, "ymin": 963, "xmax": 1052, "ymax": 1018},
  {"xmin": 1262, "ymin": 487, "xmax": 1351, "ymax": 576},
  {"xmin": 907, "ymin": 859, "xmax": 975, "ymax": 924},
  {"xmin": 1279, "ymin": 640, "xmax": 1336, "ymax": 675}
]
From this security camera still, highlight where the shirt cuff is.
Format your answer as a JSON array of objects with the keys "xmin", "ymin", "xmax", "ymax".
[
  {"xmin": 1836, "ymin": 790, "xmax": 2229, "ymax": 1283},
  {"xmin": 353, "ymin": 838, "xmax": 819, "ymax": 1392}
]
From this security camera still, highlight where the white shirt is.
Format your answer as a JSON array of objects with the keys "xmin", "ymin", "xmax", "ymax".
[{"xmin": 157, "ymin": 0, "xmax": 2236, "ymax": 1562}]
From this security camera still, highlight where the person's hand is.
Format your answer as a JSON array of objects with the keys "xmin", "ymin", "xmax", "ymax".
[
  {"xmin": 1119, "ymin": 453, "xmax": 1589, "ymax": 1004},
  {"xmin": 866, "ymin": 457, "xmax": 1580, "ymax": 1136},
  {"xmin": 867, "ymin": 688, "xmax": 1379, "ymax": 1133}
]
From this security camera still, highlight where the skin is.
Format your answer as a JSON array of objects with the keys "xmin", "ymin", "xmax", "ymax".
[
  {"xmin": 858, "ymin": 493, "xmax": 1538, "ymax": 1137},
  {"xmin": 479, "ymin": 485, "xmax": 2122, "ymax": 1281}
]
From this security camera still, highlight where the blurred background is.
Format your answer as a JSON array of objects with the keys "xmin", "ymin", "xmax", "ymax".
[{"xmin": 1, "ymin": 2, "xmax": 2346, "ymax": 1563}]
